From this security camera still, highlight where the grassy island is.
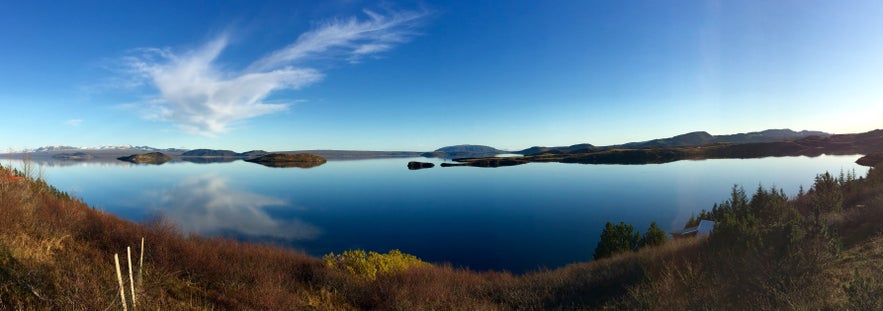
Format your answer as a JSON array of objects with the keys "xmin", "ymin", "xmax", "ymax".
[{"xmin": 244, "ymin": 153, "xmax": 327, "ymax": 168}]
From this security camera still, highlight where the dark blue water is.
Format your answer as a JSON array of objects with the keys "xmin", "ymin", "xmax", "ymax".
[{"xmin": 19, "ymin": 155, "xmax": 867, "ymax": 272}]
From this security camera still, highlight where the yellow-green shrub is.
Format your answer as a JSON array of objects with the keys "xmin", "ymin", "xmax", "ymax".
[{"xmin": 323, "ymin": 249, "xmax": 430, "ymax": 280}]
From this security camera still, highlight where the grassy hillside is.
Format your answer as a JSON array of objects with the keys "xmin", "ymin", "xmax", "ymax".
[{"xmin": 1, "ymin": 162, "xmax": 882, "ymax": 309}]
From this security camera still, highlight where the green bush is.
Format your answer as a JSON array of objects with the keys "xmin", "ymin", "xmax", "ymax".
[{"xmin": 323, "ymin": 249, "xmax": 430, "ymax": 280}]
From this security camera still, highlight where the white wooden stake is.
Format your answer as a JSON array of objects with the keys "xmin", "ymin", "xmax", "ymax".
[
  {"xmin": 114, "ymin": 254, "xmax": 128, "ymax": 311},
  {"xmin": 139, "ymin": 237, "xmax": 144, "ymax": 287},
  {"xmin": 128, "ymin": 247, "xmax": 137, "ymax": 309}
]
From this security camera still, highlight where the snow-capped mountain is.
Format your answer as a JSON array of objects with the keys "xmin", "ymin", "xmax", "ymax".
[{"xmin": 20, "ymin": 145, "xmax": 187, "ymax": 153}]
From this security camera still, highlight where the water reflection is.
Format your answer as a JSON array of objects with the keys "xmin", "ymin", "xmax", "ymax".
[
  {"xmin": 178, "ymin": 157, "xmax": 240, "ymax": 164},
  {"xmin": 15, "ymin": 158, "xmax": 135, "ymax": 168},
  {"xmin": 149, "ymin": 175, "xmax": 320, "ymax": 241}
]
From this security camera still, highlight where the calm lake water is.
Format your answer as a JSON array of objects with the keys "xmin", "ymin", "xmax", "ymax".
[{"xmin": 11, "ymin": 155, "xmax": 868, "ymax": 273}]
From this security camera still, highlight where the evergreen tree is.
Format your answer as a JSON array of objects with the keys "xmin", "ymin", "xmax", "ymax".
[
  {"xmin": 811, "ymin": 172, "xmax": 843, "ymax": 216},
  {"xmin": 594, "ymin": 221, "xmax": 640, "ymax": 260},
  {"xmin": 639, "ymin": 222, "xmax": 667, "ymax": 248}
]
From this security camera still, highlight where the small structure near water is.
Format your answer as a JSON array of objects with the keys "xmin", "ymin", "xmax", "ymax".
[{"xmin": 672, "ymin": 220, "xmax": 715, "ymax": 239}]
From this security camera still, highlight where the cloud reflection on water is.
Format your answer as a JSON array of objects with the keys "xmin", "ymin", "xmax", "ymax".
[{"xmin": 150, "ymin": 175, "xmax": 320, "ymax": 241}]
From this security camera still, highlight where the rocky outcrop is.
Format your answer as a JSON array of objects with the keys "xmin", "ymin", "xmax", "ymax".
[
  {"xmin": 244, "ymin": 153, "xmax": 327, "ymax": 168},
  {"xmin": 117, "ymin": 152, "xmax": 171, "ymax": 164},
  {"xmin": 407, "ymin": 161, "xmax": 435, "ymax": 170}
]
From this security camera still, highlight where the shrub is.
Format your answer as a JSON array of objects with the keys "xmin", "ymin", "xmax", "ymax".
[
  {"xmin": 323, "ymin": 249, "xmax": 430, "ymax": 280},
  {"xmin": 844, "ymin": 268, "xmax": 883, "ymax": 310}
]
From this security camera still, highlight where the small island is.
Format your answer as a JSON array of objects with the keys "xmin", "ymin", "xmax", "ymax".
[
  {"xmin": 117, "ymin": 152, "xmax": 172, "ymax": 164},
  {"xmin": 441, "ymin": 157, "xmax": 529, "ymax": 168},
  {"xmin": 244, "ymin": 153, "xmax": 327, "ymax": 168},
  {"xmin": 407, "ymin": 161, "xmax": 435, "ymax": 170}
]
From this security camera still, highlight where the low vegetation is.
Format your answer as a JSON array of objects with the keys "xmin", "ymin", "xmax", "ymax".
[
  {"xmin": 323, "ymin": 249, "xmax": 431, "ymax": 281},
  {"xmin": 1, "ymin": 160, "xmax": 882, "ymax": 309}
]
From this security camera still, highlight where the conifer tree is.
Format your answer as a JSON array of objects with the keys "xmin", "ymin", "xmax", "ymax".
[
  {"xmin": 639, "ymin": 222, "xmax": 667, "ymax": 248},
  {"xmin": 594, "ymin": 222, "xmax": 640, "ymax": 260}
]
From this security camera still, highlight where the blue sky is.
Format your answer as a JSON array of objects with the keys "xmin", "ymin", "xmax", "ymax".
[{"xmin": 1, "ymin": 1, "xmax": 881, "ymax": 152}]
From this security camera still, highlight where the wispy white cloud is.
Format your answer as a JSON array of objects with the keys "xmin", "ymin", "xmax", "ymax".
[
  {"xmin": 64, "ymin": 119, "xmax": 83, "ymax": 126},
  {"xmin": 123, "ymin": 9, "xmax": 426, "ymax": 136},
  {"xmin": 249, "ymin": 9, "xmax": 425, "ymax": 69}
]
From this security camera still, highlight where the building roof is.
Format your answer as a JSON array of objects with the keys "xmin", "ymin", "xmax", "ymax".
[
  {"xmin": 696, "ymin": 220, "xmax": 715, "ymax": 236},
  {"xmin": 672, "ymin": 219, "xmax": 715, "ymax": 237}
]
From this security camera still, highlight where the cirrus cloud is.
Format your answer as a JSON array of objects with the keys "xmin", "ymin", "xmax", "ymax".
[{"xmin": 124, "ymin": 9, "xmax": 426, "ymax": 136}]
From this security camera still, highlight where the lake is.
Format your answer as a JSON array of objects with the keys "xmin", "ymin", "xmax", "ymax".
[{"xmin": 9, "ymin": 155, "xmax": 868, "ymax": 273}]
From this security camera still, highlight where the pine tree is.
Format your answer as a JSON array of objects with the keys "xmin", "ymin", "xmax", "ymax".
[
  {"xmin": 639, "ymin": 222, "xmax": 667, "ymax": 248},
  {"xmin": 811, "ymin": 172, "xmax": 843, "ymax": 215},
  {"xmin": 594, "ymin": 222, "xmax": 640, "ymax": 260}
]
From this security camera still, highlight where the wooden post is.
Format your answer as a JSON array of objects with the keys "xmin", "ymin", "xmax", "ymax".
[
  {"xmin": 114, "ymin": 254, "xmax": 128, "ymax": 311},
  {"xmin": 138, "ymin": 237, "xmax": 144, "ymax": 286},
  {"xmin": 128, "ymin": 247, "xmax": 137, "ymax": 309}
]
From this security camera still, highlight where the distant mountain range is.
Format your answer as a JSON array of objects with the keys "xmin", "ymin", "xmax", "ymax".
[
  {"xmin": 4, "ymin": 146, "xmax": 423, "ymax": 161},
  {"xmin": 447, "ymin": 129, "xmax": 883, "ymax": 167},
  {"xmin": 618, "ymin": 129, "xmax": 829, "ymax": 149},
  {"xmin": 421, "ymin": 145, "xmax": 505, "ymax": 158},
  {"xmin": 516, "ymin": 129, "xmax": 830, "ymax": 155},
  {"xmin": 180, "ymin": 149, "xmax": 269, "ymax": 158},
  {"xmin": 5, "ymin": 129, "xmax": 869, "ymax": 164},
  {"xmin": 19, "ymin": 145, "xmax": 187, "ymax": 153}
]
